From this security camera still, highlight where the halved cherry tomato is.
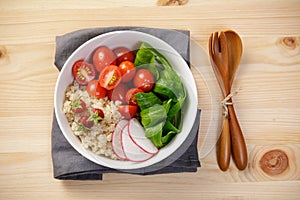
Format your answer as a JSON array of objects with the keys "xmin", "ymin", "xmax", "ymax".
[
  {"xmin": 113, "ymin": 47, "xmax": 134, "ymax": 65},
  {"xmin": 98, "ymin": 65, "xmax": 122, "ymax": 90},
  {"xmin": 118, "ymin": 105, "xmax": 138, "ymax": 119},
  {"xmin": 92, "ymin": 108, "xmax": 105, "ymax": 119},
  {"xmin": 71, "ymin": 99, "xmax": 86, "ymax": 114},
  {"xmin": 133, "ymin": 69, "xmax": 155, "ymax": 92},
  {"xmin": 125, "ymin": 88, "xmax": 143, "ymax": 105},
  {"xmin": 86, "ymin": 80, "xmax": 107, "ymax": 99},
  {"xmin": 93, "ymin": 46, "xmax": 117, "ymax": 73},
  {"xmin": 107, "ymin": 83, "xmax": 128, "ymax": 104},
  {"xmin": 79, "ymin": 116, "xmax": 94, "ymax": 128},
  {"xmin": 72, "ymin": 60, "xmax": 96, "ymax": 85},
  {"xmin": 118, "ymin": 61, "xmax": 136, "ymax": 82},
  {"xmin": 87, "ymin": 108, "xmax": 105, "ymax": 124}
]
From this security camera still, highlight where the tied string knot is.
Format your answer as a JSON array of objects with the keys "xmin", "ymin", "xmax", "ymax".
[{"xmin": 221, "ymin": 89, "xmax": 240, "ymax": 118}]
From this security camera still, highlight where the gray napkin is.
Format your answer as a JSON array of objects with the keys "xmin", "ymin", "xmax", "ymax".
[{"xmin": 52, "ymin": 26, "xmax": 200, "ymax": 180}]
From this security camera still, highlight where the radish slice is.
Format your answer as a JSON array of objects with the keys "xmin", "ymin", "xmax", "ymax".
[
  {"xmin": 112, "ymin": 120, "xmax": 128, "ymax": 159},
  {"xmin": 121, "ymin": 123, "xmax": 154, "ymax": 162},
  {"xmin": 128, "ymin": 118, "xmax": 158, "ymax": 154}
]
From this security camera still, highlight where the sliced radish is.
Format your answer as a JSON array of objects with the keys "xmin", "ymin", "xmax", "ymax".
[
  {"xmin": 128, "ymin": 118, "xmax": 159, "ymax": 154},
  {"xmin": 112, "ymin": 120, "xmax": 128, "ymax": 159},
  {"xmin": 121, "ymin": 123, "xmax": 154, "ymax": 162}
]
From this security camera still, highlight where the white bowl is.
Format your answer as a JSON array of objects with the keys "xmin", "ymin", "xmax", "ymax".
[{"xmin": 54, "ymin": 30, "xmax": 198, "ymax": 170}]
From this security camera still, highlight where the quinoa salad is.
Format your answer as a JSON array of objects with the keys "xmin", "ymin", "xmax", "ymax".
[
  {"xmin": 60, "ymin": 42, "xmax": 186, "ymax": 162},
  {"xmin": 63, "ymin": 81, "xmax": 122, "ymax": 160}
]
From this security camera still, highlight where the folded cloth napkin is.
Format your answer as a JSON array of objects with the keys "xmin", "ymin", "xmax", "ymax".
[{"xmin": 52, "ymin": 26, "xmax": 201, "ymax": 180}]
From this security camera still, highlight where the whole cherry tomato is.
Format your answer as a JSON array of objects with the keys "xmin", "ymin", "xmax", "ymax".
[
  {"xmin": 107, "ymin": 83, "xmax": 128, "ymax": 104},
  {"xmin": 93, "ymin": 46, "xmax": 117, "ymax": 73},
  {"xmin": 118, "ymin": 105, "xmax": 138, "ymax": 119},
  {"xmin": 118, "ymin": 61, "xmax": 136, "ymax": 82},
  {"xmin": 133, "ymin": 69, "xmax": 155, "ymax": 92},
  {"xmin": 113, "ymin": 47, "xmax": 134, "ymax": 65},
  {"xmin": 86, "ymin": 80, "xmax": 107, "ymax": 99}
]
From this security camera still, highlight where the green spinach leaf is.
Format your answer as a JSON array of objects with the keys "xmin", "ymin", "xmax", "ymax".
[
  {"xmin": 145, "ymin": 122, "xmax": 164, "ymax": 148},
  {"xmin": 135, "ymin": 92, "xmax": 162, "ymax": 111},
  {"xmin": 140, "ymin": 104, "xmax": 167, "ymax": 128}
]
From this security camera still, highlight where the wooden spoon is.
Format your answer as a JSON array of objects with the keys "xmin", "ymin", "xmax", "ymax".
[
  {"xmin": 224, "ymin": 30, "xmax": 248, "ymax": 170},
  {"xmin": 209, "ymin": 32, "xmax": 231, "ymax": 171}
]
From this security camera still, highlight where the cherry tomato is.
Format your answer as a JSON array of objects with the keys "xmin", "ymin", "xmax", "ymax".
[
  {"xmin": 118, "ymin": 61, "xmax": 136, "ymax": 82},
  {"xmin": 133, "ymin": 69, "xmax": 155, "ymax": 92},
  {"xmin": 86, "ymin": 80, "xmax": 107, "ymax": 99},
  {"xmin": 125, "ymin": 88, "xmax": 143, "ymax": 105},
  {"xmin": 71, "ymin": 99, "xmax": 86, "ymax": 114},
  {"xmin": 79, "ymin": 116, "xmax": 94, "ymax": 128},
  {"xmin": 92, "ymin": 108, "xmax": 105, "ymax": 119},
  {"xmin": 98, "ymin": 65, "xmax": 122, "ymax": 90},
  {"xmin": 93, "ymin": 46, "xmax": 117, "ymax": 73},
  {"xmin": 118, "ymin": 105, "xmax": 138, "ymax": 119},
  {"xmin": 72, "ymin": 60, "xmax": 96, "ymax": 85},
  {"xmin": 107, "ymin": 83, "xmax": 128, "ymax": 104},
  {"xmin": 113, "ymin": 47, "xmax": 134, "ymax": 65},
  {"xmin": 88, "ymin": 108, "xmax": 105, "ymax": 124}
]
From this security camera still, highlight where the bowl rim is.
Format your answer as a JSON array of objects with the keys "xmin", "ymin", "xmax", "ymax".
[{"xmin": 54, "ymin": 30, "xmax": 198, "ymax": 170}]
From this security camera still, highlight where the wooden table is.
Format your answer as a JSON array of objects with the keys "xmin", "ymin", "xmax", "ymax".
[{"xmin": 1, "ymin": 1, "xmax": 300, "ymax": 199}]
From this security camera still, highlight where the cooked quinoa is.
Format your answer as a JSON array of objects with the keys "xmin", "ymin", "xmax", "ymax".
[{"xmin": 63, "ymin": 81, "xmax": 122, "ymax": 160}]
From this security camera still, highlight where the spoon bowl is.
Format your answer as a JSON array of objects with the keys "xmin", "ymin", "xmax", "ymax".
[{"xmin": 224, "ymin": 30, "xmax": 243, "ymax": 86}]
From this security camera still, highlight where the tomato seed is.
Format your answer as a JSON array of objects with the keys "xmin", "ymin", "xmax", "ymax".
[{"xmin": 109, "ymin": 75, "xmax": 117, "ymax": 85}]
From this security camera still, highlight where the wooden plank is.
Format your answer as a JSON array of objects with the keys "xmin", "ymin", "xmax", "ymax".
[
  {"xmin": 1, "ymin": 152, "xmax": 300, "ymax": 199},
  {"xmin": 1, "ymin": 3, "xmax": 300, "ymax": 45}
]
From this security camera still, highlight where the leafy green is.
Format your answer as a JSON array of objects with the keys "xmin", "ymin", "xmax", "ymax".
[
  {"xmin": 134, "ymin": 44, "xmax": 153, "ymax": 66},
  {"xmin": 161, "ymin": 120, "xmax": 180, "ymax": 144},
  {"xmin": 167, "ymin": 97, "xmax": 185, "ymax": 120},
  {"xmin": 172, "ymin": 110, "xmax": 181, "ymax": 129},
  {"xmin": 163, "ymin": 120, "xmax": 180, "ymax": 135},
  {"xmin": 145, "ymin": 122, "xmax": 164, "ymax": 148},
  {"xmin": 162, "ymin": 99, "xmax": 172, "ymax": 114},
  {"xmin": 162, "ymin": 131, "xmax": 177, "ymax": 145},
  {"xmin": 144, "ymin": 120, "xmax": 180, "ymax": 148},
  {"xmin": 134, "ymin": 42, "xmax": 187, "ymax": 148},
  {"xmin": 154, "ymin": 67, "xmax": 185, "ymax": 100},
  {"xmin": 140, "ymin": 104, "xmax": 167, "ymax": 128},
  {"xmin": 135, "ymin": 92, "xmax": 162, "ymax": 111},
  {"xmin": 148, "ymin": 56, "xmax": 160, "ymax": 79}
]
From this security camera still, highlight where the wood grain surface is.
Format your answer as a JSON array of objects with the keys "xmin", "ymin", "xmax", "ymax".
[{"xmin": 0, "ymin": 0, "xmax": 300, "ymax": 199}]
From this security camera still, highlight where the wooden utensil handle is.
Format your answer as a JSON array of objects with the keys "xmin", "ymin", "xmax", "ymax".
[
  {"xmin": 228, "ymin": 105, "xmax": 248, "ymax": 170},
  {"xmin": 217, "ymin": 117, "xmax": 231, "ymax": 171}
]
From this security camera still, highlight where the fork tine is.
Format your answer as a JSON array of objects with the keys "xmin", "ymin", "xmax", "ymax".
[
  {"xmin": 208, "ymin": 32, "xmax": 227, "ymax": 97},
  {"xmin": 208, "ymin": 33, "xmax": 213, "ymax": 57},
  {"xmin": 212, "ymin": 32, "xmax": 220, "ymax": 54}
]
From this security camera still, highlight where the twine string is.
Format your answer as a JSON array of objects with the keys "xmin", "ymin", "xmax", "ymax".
[{"xmin": 221, "ymin": 89, "xmax": 240, "ymax": 118}]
